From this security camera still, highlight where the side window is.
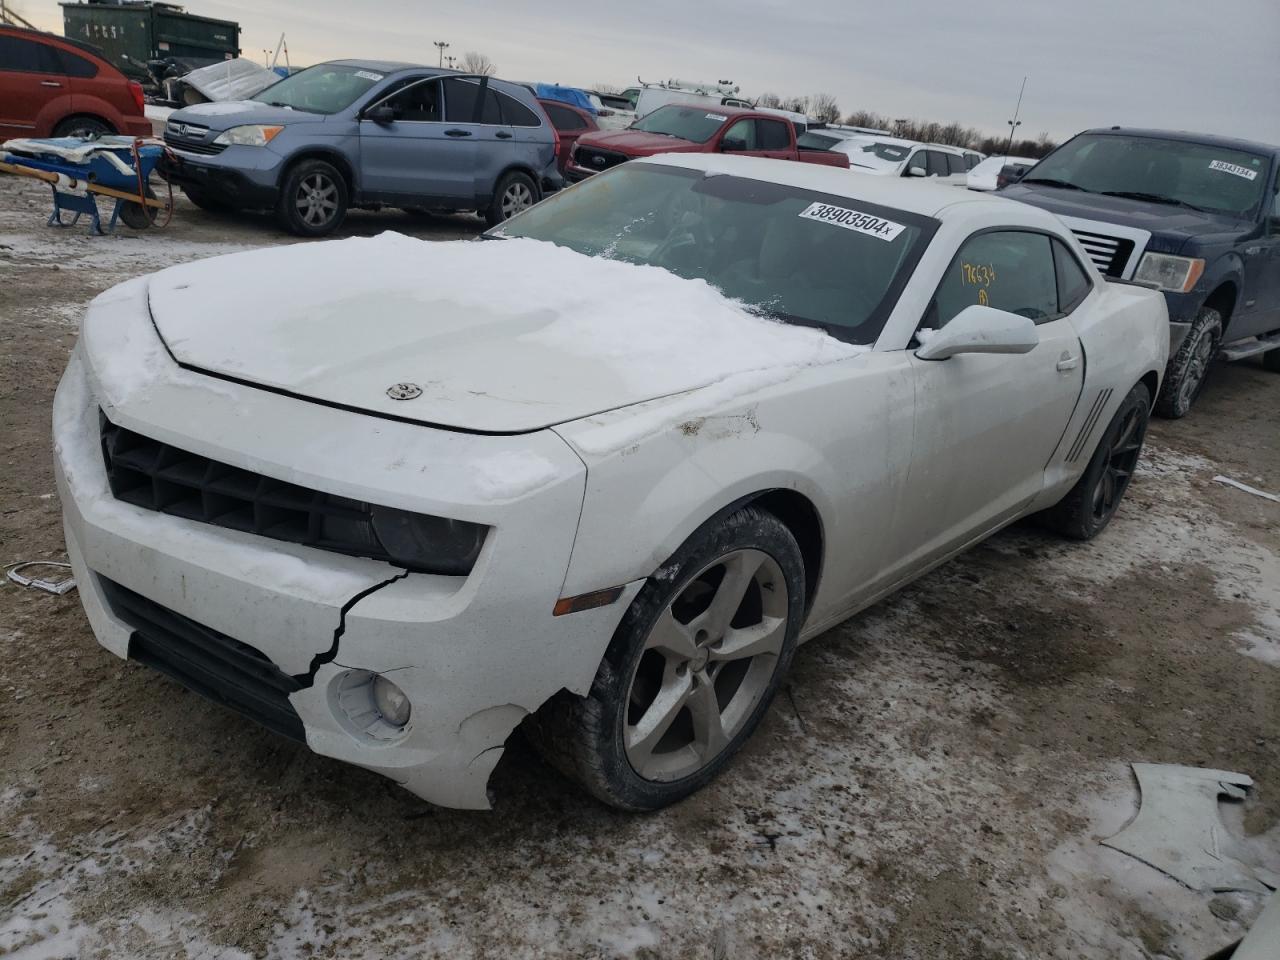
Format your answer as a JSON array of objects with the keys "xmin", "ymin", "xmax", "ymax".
[
  {"xmin": 932, "ymin": 231, "xmax": 1060, "ymax": 327},
  {"xmin": 545, "ymin": 103, "xmax": 586, "ymax": 131},
  {"xmin": 480, "ymin": 87, "xmax": 503, "ymax": 125},
  {"xmin": 442, "ymin": 77, "xmax": 480, "ymax": 123},
  {"xmin": 722, "ymin": 119, "xmax": 758, "ymax": 151},
  {"xmin": 498, "ymin": 92, "xmax": 541, "ymax": 127},
  {"xmin": 757, "ymin": 119, "xmax": 790, "ymax": 150},
  {"xmin": 383, "ymin": 78, "xmax": 441, "ymax": 122},
  {"xmin": 927, "ymin": 151, "xmax": 949, "ymax": 177},
  {"xmin": 0, "ymin": 36, "xmax": 62, "ymax": 73},
  {"xmin": 55, "ymin": 49, "xmax": 98, "ymax": 78},
  {"xmin": 964, "ymin": 153, "xmax": 980, "ymax": 170},
  {"xmin": 946, "ymin": 153, "xmax": 966, "ymax": 175},
  {"xmin": 905, "ymin": 150, "xmax": 927, "ymax": 176},
  {"xmin": 1053, "ymin": 239, "xmax": 1092, "ymax": 313}
]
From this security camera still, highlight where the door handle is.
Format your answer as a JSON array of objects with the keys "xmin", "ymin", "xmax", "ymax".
[
  {"xmin": 444, "ymin": 128, "xmax": 472, "ymax": 137},
  {"xmin": 495, "ymin": 130, "xmax": 513, "ymax": 139},
  {"xmin": 1056, "ymin": 354, "xmax": 1079, "ymax": 372},
  {"xmin": 41, "ymin": 81, "xmax": 62, "ymax": 88}
]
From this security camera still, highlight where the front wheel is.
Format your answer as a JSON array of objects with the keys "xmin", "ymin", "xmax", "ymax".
[
  {"xmin": 527, "ymin": 507, "xmax": 806, "ymax": 810},
  {"xmin": 276, "ymin": 159, "xmax": 348, "ymax": 236},
  {"xmin": 1041, "ymin": 381, "xmax": 1151, "ymax": 540},
  {"xmin": 1156, "ymin": 307, "xmax": 1222, "ymax": 418},
  {"xmin": 484, "ymin": 171, "xmax": 538, "ymax": 227}
]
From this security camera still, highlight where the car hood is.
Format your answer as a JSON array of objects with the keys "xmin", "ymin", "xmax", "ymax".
[
  {"xmin": 1001, "ymin": 184, "xmax": 1252, "ymax": 244},
  {"xmin": 578, "ymin": 129, "xmax": 702, "ymax": 155},
  {"xmin": 168, "ymin": 101, "xmax": 327, "ymax": 132},
  {"xmin": 145, "ymin": 233, "xmax": 854, "ymax": 434}
]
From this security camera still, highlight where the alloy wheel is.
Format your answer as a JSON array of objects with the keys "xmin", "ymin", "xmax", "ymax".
[
  {"xmin": 296, "ymin": 173, "xmax": 338, "ymax": 227},
  {"xmin": 500, "ymin": 182, "xmax": 534, "ymax": 219},
  {"xmin": 624, "ymin": 549, "xmax": 789, "ymax": 782},
  {"xmin": 1091, "ymin": 404, "xmax": 1144, "ymax": 521}
]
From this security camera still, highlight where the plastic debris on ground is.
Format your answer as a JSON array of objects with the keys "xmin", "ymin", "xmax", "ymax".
[
  {"xmin": 1213, "ymin": 475, "xmax": 1280, "ymax": 503},
  {"xmin": 1103, "ymin": 764, "xmax": 1280, "ymax": 894},
  {"xmin": 6, "ymin": 561, "xmax": 77, "ymax": 596}
]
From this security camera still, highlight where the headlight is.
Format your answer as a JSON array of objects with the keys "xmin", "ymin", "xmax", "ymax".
[
  {"xmin": 212, "ymin": 124, "xmax": 284, "ymax": 147},
  {"xmin": 1133, "ymin": 253, "xmax": 1205, "ymax": 293},
  {"xmin": 370, "ymin": 508, "xmax": 487, "ymax": 575}
]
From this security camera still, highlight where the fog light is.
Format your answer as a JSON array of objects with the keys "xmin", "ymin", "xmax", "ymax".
[{"xmin": 372, "ymin": 675, "xmax": 411, "ymax": 727}]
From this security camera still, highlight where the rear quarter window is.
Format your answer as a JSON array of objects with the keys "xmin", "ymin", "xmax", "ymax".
[
  {"xmin": 499, "ymin": 93, "xmax": 541, "ymax": 127},
  {"xmin": 55, "ymin": 48, "xmax": 99, "ymax": 78}
]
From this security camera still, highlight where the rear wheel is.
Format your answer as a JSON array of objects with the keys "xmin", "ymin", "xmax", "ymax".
[
  {"xmin": 1041, "ymin": 382, "xmax": 1151, "ymax": 540},
  {"xmin": 484, "ymin": 171, "xmax": 538, "ymax": 227},
  {"xmin": 53, "ymin": 116, "xmax": 112, "ymax": 139},
  {"xmin": 276, "ymin": 159, "xmax": 348, "ymax": 236},
  {"xmin": 1156, "ymin": 307, "xmax": 1222, "ymax": 418},
  {"xmin": 527, "ymin": 507, "xmax": 806, "ymax": 811}
]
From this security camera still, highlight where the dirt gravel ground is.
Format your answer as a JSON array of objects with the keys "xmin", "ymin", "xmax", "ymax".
[{"xmin": 1, "ymin": 175, "xmax": 1278, "ymax": 959}]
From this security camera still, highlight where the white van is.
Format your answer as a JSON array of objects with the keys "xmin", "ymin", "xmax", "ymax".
[{"xmin": 632, "ymin": 80, "xmax": 752, "ymax": 119}]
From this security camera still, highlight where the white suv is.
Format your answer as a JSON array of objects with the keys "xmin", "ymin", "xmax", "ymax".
[{"xmin": 840, "ymin": 136, "xmax": 973, "ymax": 185}]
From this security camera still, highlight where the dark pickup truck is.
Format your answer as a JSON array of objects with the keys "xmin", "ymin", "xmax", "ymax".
[
  {"xmin": 564, "ymin": 103, "xmax": 849, "ymax": 182},
  {"xmin": 1002, "ymin": 128, "xmax": 1280, "ymax": 417}
]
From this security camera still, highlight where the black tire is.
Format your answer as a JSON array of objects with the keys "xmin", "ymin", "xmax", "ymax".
[
  {"xmin": 183, "ymin": 187, "xmax": 231, "ymax": 213},
  {"xmin": 117, "ymin": 185, "xmax": 156, "ymax": 230},
  {"xmin": 484, "ymin": 171, "xmax": 539, "ymax": 227},
  {"xmin": 1155, "ymin": 307, "xmax": 1222, "ymax": 418},
  {"xmin": 527, "ymin": 507, "xmax": 806, "ymax": 811},
  {"xmin": 53, "ymin": 116, "xmax": 113, "ymax": 139},
  {"xmin": 1262, "ymin": 347, "xmax": 1280, "ymax": 373},
  {"xmin": 276, "ymin": 159, "xmax": 348, "ymax": 237},
  {"xmin": 1042, "ymin": 382, "xmax": 1151, "ymax": 540}
]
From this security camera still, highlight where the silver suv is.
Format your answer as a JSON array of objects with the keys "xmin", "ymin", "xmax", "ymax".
[{"xmin": 160, "ymin": 60, "xmax": 561, "ymax": 236}]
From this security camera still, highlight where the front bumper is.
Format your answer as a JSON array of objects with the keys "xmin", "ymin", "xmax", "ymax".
[
  {"xmin": 158, "ymin": 147, "xmax": 282, "ymax": 209},
  {"xmin": 53, "ymin": 278, "xmax": 639, "ymax": 809}
]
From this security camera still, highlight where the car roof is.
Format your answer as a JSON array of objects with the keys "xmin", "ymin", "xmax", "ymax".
[
  {"xmin": 1081, "ymin": 127, "xmax": 1280, "ymax": 155},
  {"xmin": 324, "ymin": 58, "xmax": 431, "ymax": 73},
  {"xmin": 639, "ymin": 153, "xmax": 1052, "ymax": 221}
]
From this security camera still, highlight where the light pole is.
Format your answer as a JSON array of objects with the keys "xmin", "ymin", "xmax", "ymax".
[
  {"xmin": 445, "ymin": 55, "xmax": 456, "ymax": 69},
  {"xmin": 433, "ymin": 41, "xmax": 449, "ymax": 68},
  {"xmin": 1005, "ymin": 76, "xmax": 1027, "ymax": 156}
]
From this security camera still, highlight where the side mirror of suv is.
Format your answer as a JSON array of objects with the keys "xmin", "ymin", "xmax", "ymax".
[
  {"xmin": 363, "ymin": 105, "xmax": 397, "ymax": 124},
  {"xmin": 906, "ymin": 163, "xmax": 927, "ymax": 177},
  {"xmin": 721, "ymin": 136, "xmax": 748, "ymax": 152}
]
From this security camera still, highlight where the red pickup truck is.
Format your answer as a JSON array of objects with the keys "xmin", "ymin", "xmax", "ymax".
[{"xmin": 565, "ymin": 104, "xmax": 849, "ymax": 181}]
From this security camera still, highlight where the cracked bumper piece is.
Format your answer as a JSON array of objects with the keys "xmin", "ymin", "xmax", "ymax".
[{"xmin": 52, "ymin": 281, "xmax": 641, "ymax": 809}]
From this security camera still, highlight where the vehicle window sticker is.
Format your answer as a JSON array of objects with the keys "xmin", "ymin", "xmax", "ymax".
[
  {"xmin": 705, "ymin": 114, "xmax": 727, "ymax": 122},
  {"xmin": 1208, "ymin": 160, "xmax": 1258, "ymax": 181},
  {"xmin": 354, "ymin": 71, "xmax": 384, "ymax": 82},
  {"xmin": 798, "ymin": 202, "xmax": 905, "ymax": 242}
]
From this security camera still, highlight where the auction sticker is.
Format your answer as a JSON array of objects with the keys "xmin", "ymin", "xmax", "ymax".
[
  {"xmin": 705, "ymin": 113, "xmax": 728, "ymax": 122},
  {"xmin": 799, "ymin": 202, "xmax": 905, "ymax": 241},
  {"xmin": 355, "ymin": 71, "xmax": 385, "ymax": 82},
  {"xmin": 1208, "ymin": 159, "xmax": 1258, "ymax": 181}
]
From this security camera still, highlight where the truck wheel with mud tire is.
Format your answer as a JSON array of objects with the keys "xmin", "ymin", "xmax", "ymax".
[{"xmin": 1155, "ymin": 307, "xmax": 1222, "ymax": 418}]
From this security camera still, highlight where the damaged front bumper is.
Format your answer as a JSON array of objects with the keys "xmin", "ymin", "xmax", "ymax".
[{"xmin": 52, "ymin": 279, "xmax": 639, "ymax": 809}]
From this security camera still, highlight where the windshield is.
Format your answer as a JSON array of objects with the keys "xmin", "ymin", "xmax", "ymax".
[
  {"xmin": 631, "ymin": 106, "xmax": 728, "ymax": 144},
  {"xmin": 492, "ymin": 162, "xmax": 936, "ymax": 343},
  {"xmin": 1026, "ymin": 134, "xmax": 1270, "ymax": 216},
  {"xmin": 851, "ymin": 142, "xmax": 911, "ymax": 169},
  {"xmin": 253, "ymin": 63, "xmax": 387, "ymax": 115}
]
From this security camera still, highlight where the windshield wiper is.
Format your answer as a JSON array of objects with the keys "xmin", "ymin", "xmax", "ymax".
[
  {"xmin": 1100, "ymin": 190, "xmax": 1206, "ymax": 212},
  {"xmin": 1020, "ymin": 177, "xmax": 1089, "ymax": 192}
]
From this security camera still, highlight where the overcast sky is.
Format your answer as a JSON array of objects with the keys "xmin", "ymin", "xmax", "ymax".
[{"xmin": 21, "ymin": 0, "xmax": 1280, "ymax": 144}]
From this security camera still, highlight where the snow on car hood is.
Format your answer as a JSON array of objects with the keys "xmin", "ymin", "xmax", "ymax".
[{"xmin": 146, "ymin": 233, "xmax": 858, "ymax": 434}]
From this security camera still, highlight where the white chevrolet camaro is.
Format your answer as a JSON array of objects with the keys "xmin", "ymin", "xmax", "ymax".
[{"xmin": 54, "ymin": 155, "xmax": 1168, "ymax": 811}]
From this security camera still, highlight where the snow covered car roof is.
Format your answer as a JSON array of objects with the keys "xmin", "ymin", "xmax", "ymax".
[{"xmin": 637, "ymin": 152, "xmax": 1040, "ymax": 220}]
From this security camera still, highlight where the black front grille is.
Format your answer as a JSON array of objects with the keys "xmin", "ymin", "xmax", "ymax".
[
  {"xmin": 102, "ymin": 578, "xmax": 306, "ymax": 742},
  {"xmin": 575, "ymin": 146, "xmax": 629, "ymax": 171},
  {"xmin": 163, "ymin": 132, "xmax": 226, "ymax": 156},
  {"xmin": 100, "ymin": 413, "xmax": 396, "ymax": 564}
]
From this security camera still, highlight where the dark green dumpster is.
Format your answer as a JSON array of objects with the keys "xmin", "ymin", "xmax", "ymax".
[{"xmin": 60, "ymin": 1, "xmax": 241, "ymax": 80}]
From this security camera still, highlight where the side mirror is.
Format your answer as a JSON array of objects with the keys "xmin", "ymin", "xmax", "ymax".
[
  {"xmin": 363, "ymin": 104, "xmax": 397, "ymax": 124},
  {"xmin": 721, "ymin": 137, "xmax": 747, "ymax": 152},
  {"xmin": 906, "ymin": 164, "xmax": 927, "ymax": 178},
  {"xmin": 996, "ymin": 164, "xmax": 1026, "ymax": 189},
  {"xmin": 915, "ymin": 305, "xmax": 1039, "ymax": 361}
]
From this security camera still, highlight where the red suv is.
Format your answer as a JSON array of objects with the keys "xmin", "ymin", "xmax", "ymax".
[{"xmin": 0, "ymin": 26, "xmax": 150, "ymax": 140}]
